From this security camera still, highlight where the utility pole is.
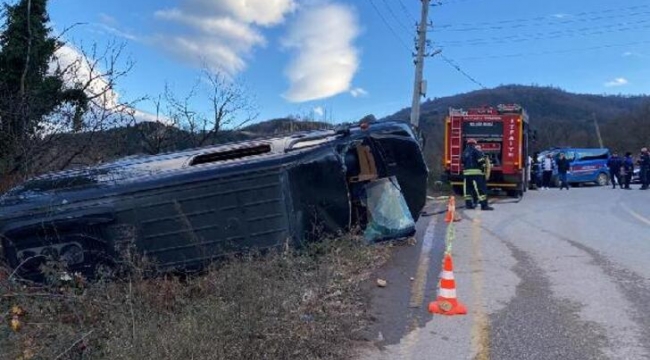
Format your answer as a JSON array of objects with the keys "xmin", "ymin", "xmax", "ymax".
[
  {"xmin": 592, "ymin": 112, "xmax": 604, "ymax": 148},
  {"xmin": 410, "ymin": 0, "xmax": 430, "ymax": 129}
]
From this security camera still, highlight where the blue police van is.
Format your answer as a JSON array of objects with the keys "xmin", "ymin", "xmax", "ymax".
[{"xmin": 535, "ymin": 147, "xmax": 611, "ymax": 187}]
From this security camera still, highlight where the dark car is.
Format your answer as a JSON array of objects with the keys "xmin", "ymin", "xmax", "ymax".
[{"xmin": 0, "ymin": 121, "xmax": 429, "ymax": 280}]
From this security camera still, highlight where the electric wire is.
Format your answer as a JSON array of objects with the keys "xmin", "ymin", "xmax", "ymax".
[
  {"xmin": 369, "ymin": 0, "xmax": 412, "ymax": 52},
  {"xmin": 433, "ymin": 3, "xmax": 650, "ymax": 31},
  {"xmin": 455, "ymin": 39, "xmax": 650, "ymax": 61},
  {"xmin": 436, "ymin": 19, "xmax": 650, "ymax": 47},
  {"xmin": 380, "ymin": 0, "xmax": 413, "ymax": 34},
  {"xmin": 440, "ymin": 54, "xmax": 486, "ymax": 89},
  {"xmin": 397, "ymin": 0, "xmax": 417, "ymax": 23}
]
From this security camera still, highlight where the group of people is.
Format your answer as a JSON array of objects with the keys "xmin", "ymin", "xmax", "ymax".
[
  {"xmin": 460, "ymin": 141, "xmax": 650, "ymax": 211},
  {"xmin": 606, "ymin": 148, "xmax": 650, "ymax": 190},
  {"xmin": 532, "ymin": 152, "xmax": 572, "ymax": 190},
  {"xmin": 530, "ymin": 147, "xmax": 650, "ymax": 190}
]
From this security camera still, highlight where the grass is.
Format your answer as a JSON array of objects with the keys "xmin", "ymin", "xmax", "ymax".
[{"xmin": 0, "ymin": 234, "xmax": 390, "ymax": 360}]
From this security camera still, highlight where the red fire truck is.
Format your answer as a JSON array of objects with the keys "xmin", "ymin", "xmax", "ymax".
[{"xmin": 443, "ymin": 104, "xmax": 531, "ymax": 197}]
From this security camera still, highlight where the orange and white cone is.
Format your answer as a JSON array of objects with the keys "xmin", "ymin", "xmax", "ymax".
[
  {"xmin": 450, "ymin": 197, "xmax": 461, "ymax": 222},
  {"xmin": 428, "ymin": 253, "xmax": 467, "ymax": 315},
  {"xmin": 444, "ymin": 198, "xmax": 454, "ymax": 223}
]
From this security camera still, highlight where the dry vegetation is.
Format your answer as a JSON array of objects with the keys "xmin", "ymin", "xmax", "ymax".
[{"xmin": 0, "ymin": 235, "xmax": 391, "ymax": 360}]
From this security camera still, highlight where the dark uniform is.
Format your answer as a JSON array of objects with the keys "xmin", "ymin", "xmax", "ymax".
[
  {"xmin": 623, "ymin": 152, "xmax": 634, "ymax": 189},
  {"xmin": 640, "ymin": 149, "xmax": 650, "ymax": 190},
  {"xmin": 462, "ymin": 140, "xmax": 494, "ymax": 210},
  {"xmin": 606, "ymin": 154, "xmax": 623, "ymax": 189}
]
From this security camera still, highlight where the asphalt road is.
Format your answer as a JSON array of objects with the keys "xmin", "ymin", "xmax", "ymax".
[{"xmin": 356, "ymin": 186, "xmax": 650, "ymax": 360}]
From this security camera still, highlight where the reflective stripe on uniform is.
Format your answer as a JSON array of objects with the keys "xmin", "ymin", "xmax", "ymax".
[
  {"xmin": 472, "ymin": 180, "xmax": 487, "ymax": 201},
  {"xmin": 463, "ymin": 177, "xmax": 468, "ymax": 197},
  {"xmin": 463, "ymin": 169, "xmax": 484, "ymax": 176}
]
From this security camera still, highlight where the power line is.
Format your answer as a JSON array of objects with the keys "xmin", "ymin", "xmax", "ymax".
[
  {"xmin": 434, "ymin": 10, "xmax": 650, "ymax": 33},
  {"xmin": 368, "ymin": 0, "xmax": 411, "ymax": 52},
  {"xmin": 440, "ymin": 54, "xmax": 486, "ymax": 89},
  {"xmin": 436, "ymin": 19, "xmax": 650, "ymax": 47},
  {"xmin": 397, "ymin": 0, "xmax": 417, "ymax": 23},
  {"xmin": 455, "ymin": 39, "xmax": 650, "ymax": 61},
  {"xmin": 433, "ymin": 3, "xmax": 650, "ymax": 31},
  {"xmin": 432, "ymin": 0, "xmax": 481, "ymax": 6},
  {"xmin": 380, "ymin": 0, "xmax": 412, "ymax": 34}
]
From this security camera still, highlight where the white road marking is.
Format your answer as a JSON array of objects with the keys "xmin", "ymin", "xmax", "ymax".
[
  {"xmin": 409, "ymin": 217, "xmax": 439, "ymax": 308},
  {"xmin": 621, "ymin": 202, "xmax": 650, "ymax": 227}
]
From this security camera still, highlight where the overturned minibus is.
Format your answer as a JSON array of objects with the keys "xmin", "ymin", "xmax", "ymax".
[{"xmin": 0, "ymin": 121, "xmax": 428, "ymax": 279}]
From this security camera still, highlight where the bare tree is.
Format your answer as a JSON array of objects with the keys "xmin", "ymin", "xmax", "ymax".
[
  {"xmin": 22, "ymin": 39, "xmax": 139, "ymax": 174},
  {"xmin": 134, "ymin": 92, "xmax": 181, "ymax": 155},
  {"xmin": 137, "ymin": 67, "xmax": 259, "ymax": 153}
]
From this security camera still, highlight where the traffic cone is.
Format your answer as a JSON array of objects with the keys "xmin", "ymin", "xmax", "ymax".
[
  {"xmin": 428, "ymin": 253, "xmax": 467, "ymax": 316},
  {"xmin": 450, "ymin": 197, "xmax": 462, "ymax": 222},
  {"xmin": 444, "ymin": 198, "xmax": 453, "ymax": 223}
]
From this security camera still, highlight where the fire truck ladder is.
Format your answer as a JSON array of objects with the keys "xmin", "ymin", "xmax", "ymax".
[{"xmin": 450, "ymin": 117, "xmax": 462, "ymax": 175}]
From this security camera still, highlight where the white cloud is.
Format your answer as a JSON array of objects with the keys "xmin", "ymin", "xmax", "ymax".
[
  {"xmin": 153, "ymin": 35, "xmax": 248, "ymax": 76},
  {"xmin": 154, "ymin": 9, "xmax": 265, "ymax": 45},
  {"xmin": 92, "ymin": 13, "xmax": 138, "ymax": 41},
  {"xmin": 282, "ymin": 3, "xmax": 360, "ymax": 103},
  {"xmin": 153, "ymin": 0, "xmax": 295, "ymax": 76},
  {"xmin": 551, "ymin": 13, "xmax": 570, "ymax": 19},
  {"xmin": 622, "ymin": 51, "xmax": 648, "ymax": 59},
  {"xmin": 133, "ymin": 109, "xmax": 175, "ymax": 126},
  {"xmin": 350, "ymin": 87, "xmax": 368, "ymax": 98},
  {"xmin": 48, "ymin": 45, "xmax": 168, "ymax": 131},
  {"xmin": 604, "ymin": 77, "xmax": 629, "ymax": 87},
  {"xmin": 181, "ymin": 0, "xmax": 297, "ymax": 26},
  {"xmin": 99, "ymin": 13, "xmax": 118, "ymax": 27},
  {"xmin": 94, "ymin": 23, "xmax": 138, "ymax": 41},
  {"xmin": 52, "ymin": 44, "xmax": 119, "ymax": 110},
  {"xmin": 313, "ymin": 106, "xmax": 324, "ymax": 117}
]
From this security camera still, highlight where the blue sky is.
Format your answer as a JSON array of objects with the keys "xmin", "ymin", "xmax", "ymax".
[{"xmin": 44, "ymin": 0, "xmax": 650, "ymax": 126}]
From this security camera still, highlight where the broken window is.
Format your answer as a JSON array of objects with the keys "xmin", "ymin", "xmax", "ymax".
[{"xmin": 362, "ymin": 176, "xmax": 415, "ymax": 242}]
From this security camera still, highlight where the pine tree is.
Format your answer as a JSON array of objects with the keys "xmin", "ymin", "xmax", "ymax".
[{"xmin": 0, "ymin": 0, "xmax": 87, "ymax": 172}]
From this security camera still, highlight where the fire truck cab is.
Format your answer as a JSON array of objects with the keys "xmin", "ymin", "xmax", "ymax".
[{"xmin": 443, "ymin": 104, "xmax": 531, "ymax": 197}]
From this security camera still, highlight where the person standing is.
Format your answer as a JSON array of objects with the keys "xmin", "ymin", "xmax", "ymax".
[
  {"xmin": 541, "ymin": 154, "xmax": 554, "ymax": 189},
  {"xmin": 639, "ymin": 147, "xmax": 650, "ymax": 190},
  {"xmin": 622, "ymin": 152, "xmax": 634, "ymax": 190},
  {"xmin": 531, "ymin": 152, "xmax": 541, "ymax": 190},
  {"xmin": 556, "ymin": 152, "xmax": 570, "ymax": 190},
  {"xmin": 606, "ymin": 152, "xmax": 623, "ymax": 189},
  {"xmin": 462, "ymin": 139, "xmax": 494, "ymax": 210}
]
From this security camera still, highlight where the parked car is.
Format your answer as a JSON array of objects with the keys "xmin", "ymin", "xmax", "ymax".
[
  {"xmin": 536, "ymin": 147, "xmax": 611, "ymax": 187},
  {"xmin": 0, "ymin": 121, "xmax": 429, "ymax": 281},
  {"xmin": 632, "ymin": 167, "xmax": 641, "ymax": 184}
]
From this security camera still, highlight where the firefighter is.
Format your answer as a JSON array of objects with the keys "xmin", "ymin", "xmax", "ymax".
[{"xmin": 462, "ymin": 139, "xmax": 494, "ymax": 210}]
